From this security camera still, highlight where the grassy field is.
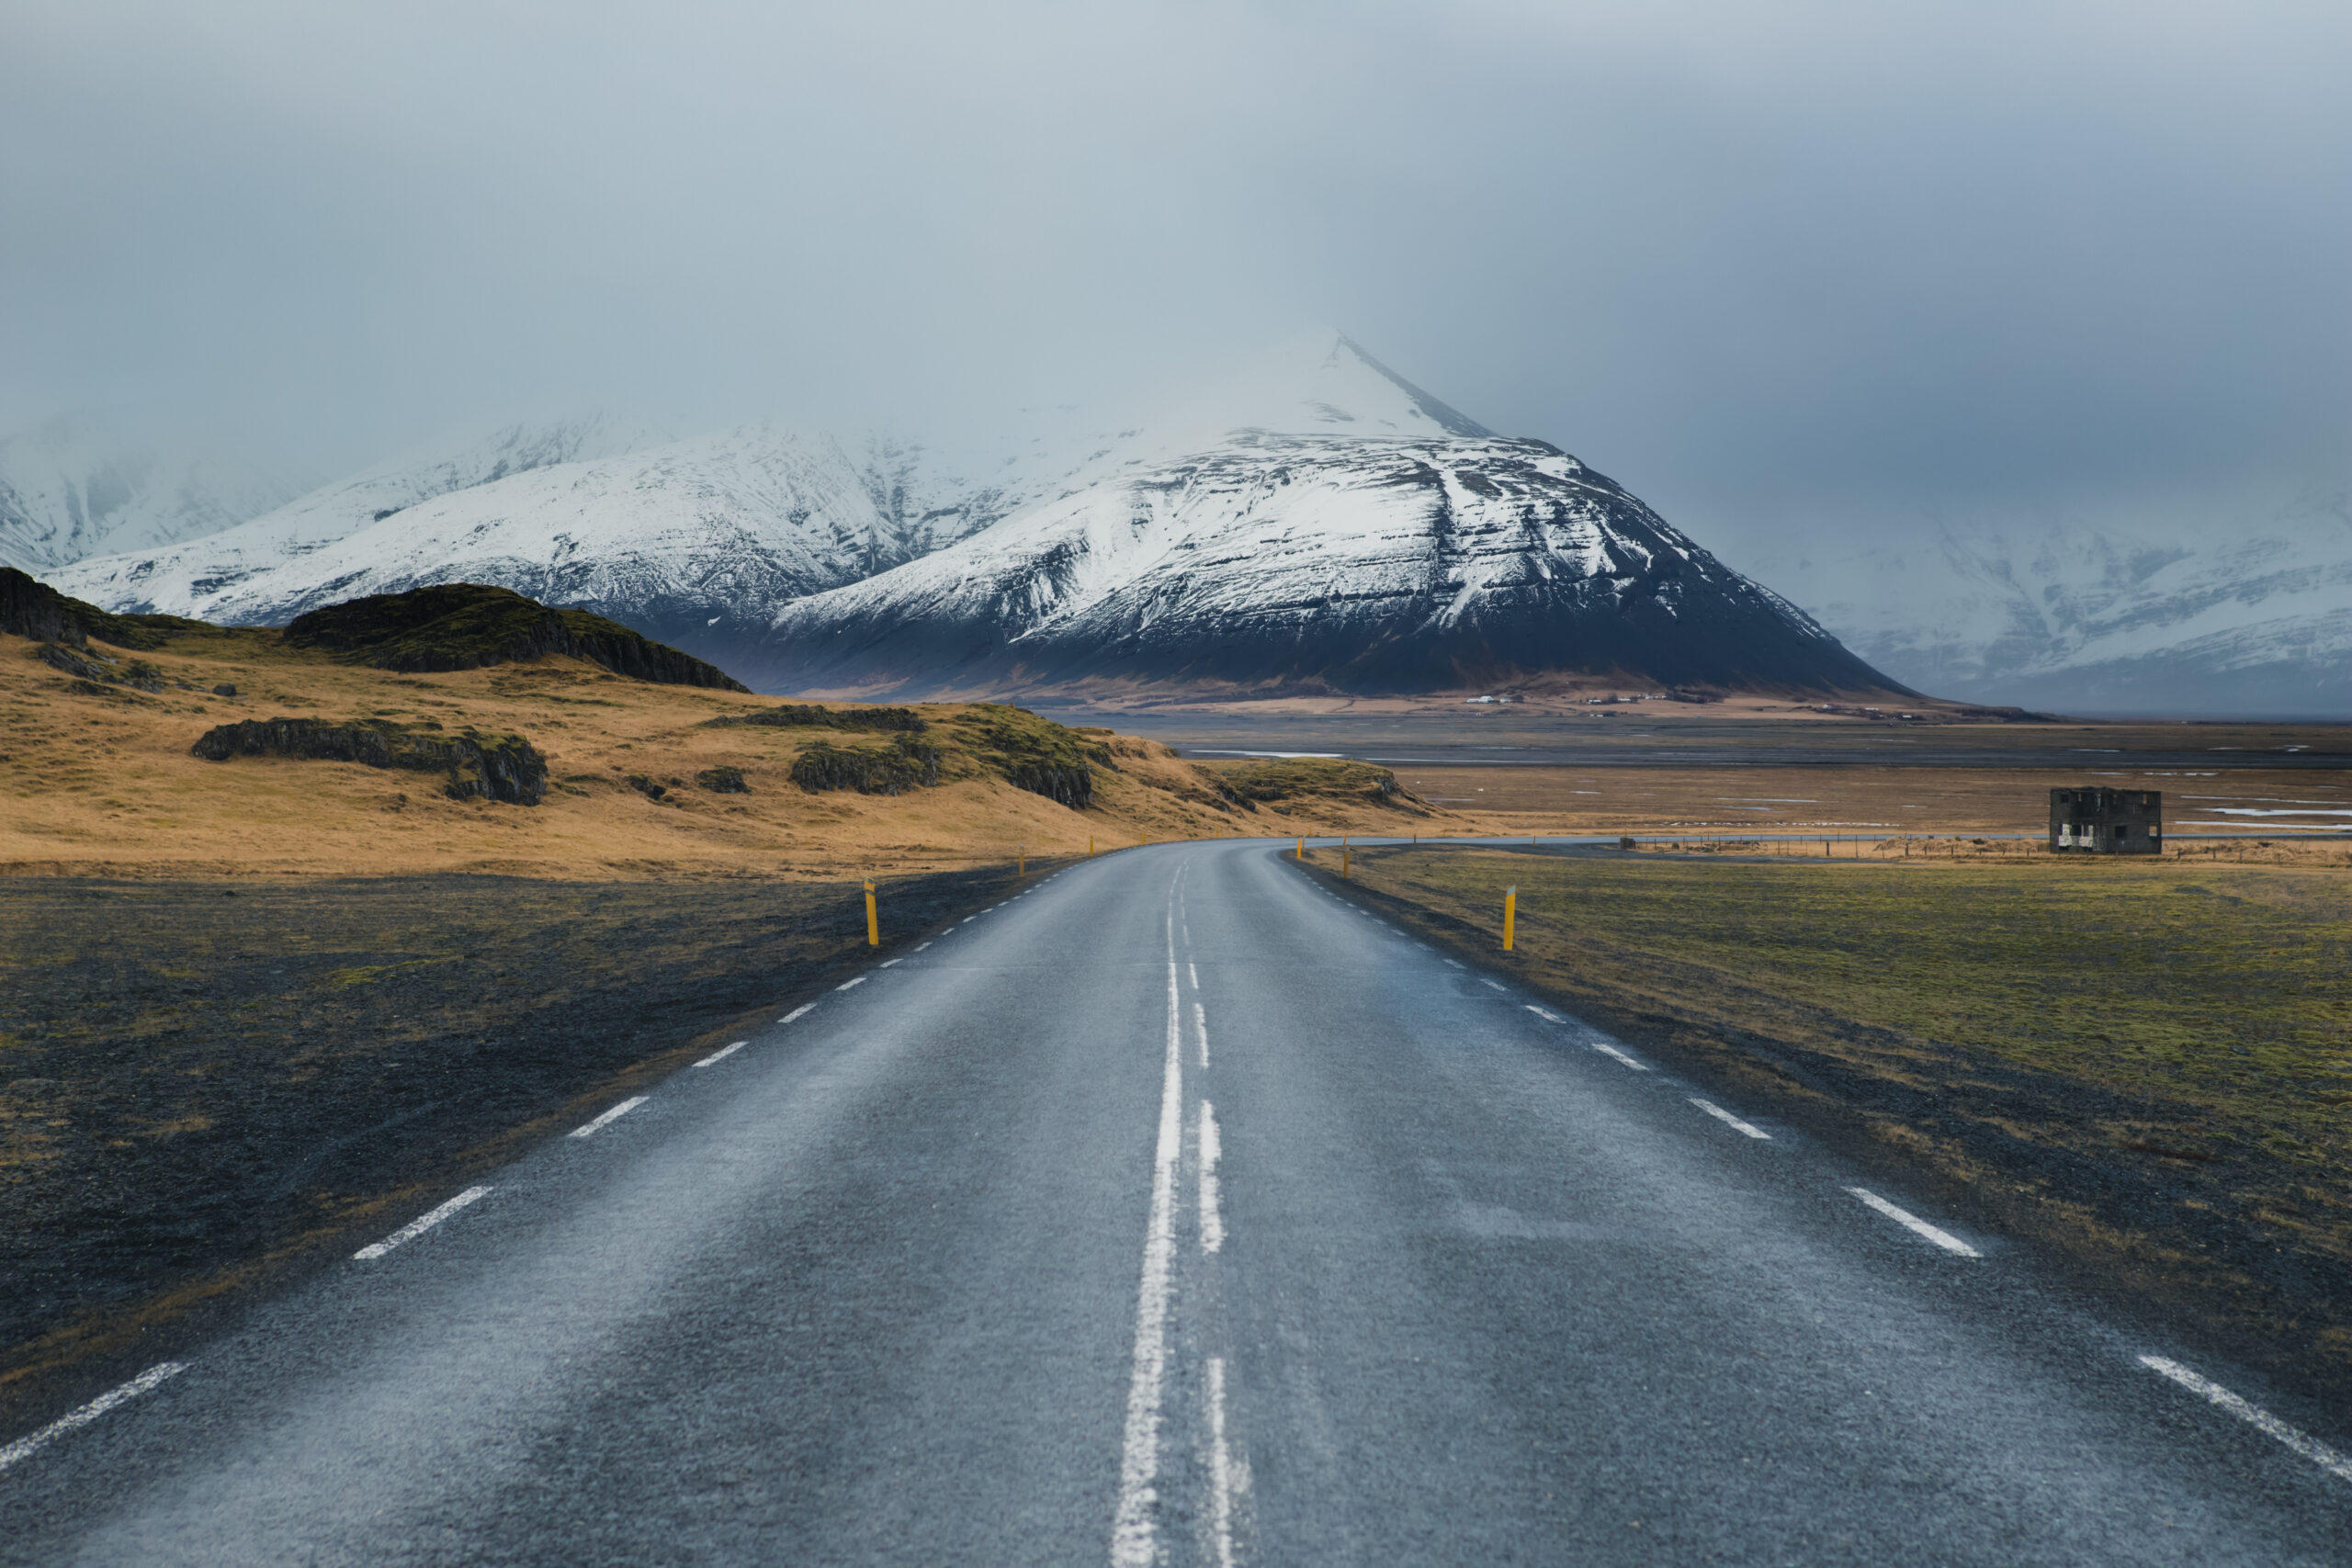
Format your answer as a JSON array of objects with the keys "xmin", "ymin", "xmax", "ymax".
[{"xmin": 1315, "ymin": 844, "xmax": 2352, "ymax": 1378}]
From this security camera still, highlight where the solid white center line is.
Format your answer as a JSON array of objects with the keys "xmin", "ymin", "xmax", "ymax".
[
  {"xmin": 1847, "ymin": 1187, "xmax": 1981, "ymax": 1257},
  {"xmin": 1206, "ymin": 1355, "xmax": 1243, "ymax": 1568},
  {"xmin": 878, "ymin": 958, "xmax": 902, "ymax": 968},
  {"xmin": 1199, "ymin": 1099, "xmax": 1224, "ymax": 1253},
  {"xmin": 694, "ymin": 1041, "xmax": 747, "ymax": 1067},
  {"xmin": 1590, "ymin": 1040, "xmax": 1650, "ymax": 1072},
  {"xmin": 2139, "ymin": 1355, "xmax": 2352, "ymax": 1482},
  {"xmin": 0, "ymin": 1362, "xmax": 187, "ymax": 1474},
  {"xmin": 354, "ymin": 1185, "xmax": 492, "ymax": 1258},
  {"xmin": 836, "ymin": 976, "xmax": 866, "ymax": 991},
  {"xmin": 1111, "ymin": 908, "xmax": 1187, "ymax": 1568},
  {"xmin": 1194, "ymin": 1001, "xmax": 1210, "ymax": 1069},
  {"xmin": 570, "ymin": 1097, "xmax": 647, "ymax": 1139},
  {"xmin": 780, "ymin": 1003, "xmax": 815, "ymax": 1023},
  {"xmin": 1690, "ymin": 1098, "xmax": 1771, "ymax": 1139}
]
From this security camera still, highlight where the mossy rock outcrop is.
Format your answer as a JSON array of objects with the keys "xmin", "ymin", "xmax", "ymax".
[
  {"xmin": 191, "ymin": 716, "xmax": 548, "ymax": 805},
  {"xmin": 1213, "ymin": 758, "xmax": 1422, "ymax": 812},
  {"xmin": 0, "ymin": 565, "xmax": 202, "ymax": 651},
  {"xmin": 705, "ymin": 703, "xmax": 924, "ymax": 732},
  {"xmin": 283, "ymin": 583, "xmax": 748, "ymax": 691},
  {"xmin": 941, "ymin": 704, "xmax": 1105, "ymax": 809},
  {"xmin": 789, "ymin": 736, "xmax": 942, "ymax": 795}
]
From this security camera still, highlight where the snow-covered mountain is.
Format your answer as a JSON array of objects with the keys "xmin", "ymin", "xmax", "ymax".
[
  {"xmin": 49, "ymin": 333, "xmax": 1903, "ymax": 699},
  {"xmin": 0, "ymin": 416, "xmax": 307, "ymax": 574},
  {"xmin": 51, "ymin": 414, "xmax": 665, "ymax": 619},
  {"xmin": 739, "ymin": 440, "xmax": 1896, "ymax": 699},
  {"xmin": 1732, "ymin": 491, "xmax": 2352, "ymax": 715}
]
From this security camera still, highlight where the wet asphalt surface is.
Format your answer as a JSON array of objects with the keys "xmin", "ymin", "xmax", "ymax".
[{"xmin": 4, "ymin": 840, "xmax": 2348, "ymax": 1564}]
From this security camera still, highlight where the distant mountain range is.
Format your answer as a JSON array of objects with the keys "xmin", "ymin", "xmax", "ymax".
[
  {"xmin": 1733, "ymin": 492, "xmax": 2352, "ymax": 716},
  {"xmin": 34, "ymin": 337, "xmax": 1898, "ymax": 701},
  {"xmin": 31, "ymin": 334, "xmax": 2337, "ymax": 710},
  {"xmin": 0, "ymin": 415, "xmax": 310, "ymax": 575}
]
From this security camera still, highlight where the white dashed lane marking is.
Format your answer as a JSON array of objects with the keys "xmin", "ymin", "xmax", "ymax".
[
  {"xmin": 2139, "ymin": 1356, "xmax": 2352, "ymax": 1483},
  {"xmin": 694, "ymin": 1041, "xmax": 747, "ymax": 1067},
  {"xmin": 836, "ymin": 976, "xmax": 866, "ymax": 991},
  {"xmin": 355, "ymin": 1185, "xmax": 492, "ymax": 1258},
  {"xmin": 1589, "ymin": 1040, "xmax": 1648, "ymax": 1071},
  {"xmin": 0, "ymin": 1363, "xmax": 187, "ymax": 1474},
  {"xmin": 780, "ymin": 1003, "xmax": 814, "ymax": 1023},
  {"xmin": 570, "ymin": 1097, "xmax": 647, "ymax": 1140},
  {"xmin": 1847, "ymin": 1188, "xmax": 1980, "ymax": 1258},
  {"xmin": 1690, "ymin": 1099, "xmax": 1770, "ymax": 1139}
]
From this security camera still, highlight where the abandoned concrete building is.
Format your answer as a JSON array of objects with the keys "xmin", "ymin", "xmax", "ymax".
[{"xmin": 2048, "ymin": 787, "xmax": 2162, "ymax": 854}]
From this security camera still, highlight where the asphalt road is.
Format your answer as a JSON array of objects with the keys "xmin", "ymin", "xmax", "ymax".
[{"xmin": 5, "ymin": 840, "xmax": 2348, "ymax": 1564}]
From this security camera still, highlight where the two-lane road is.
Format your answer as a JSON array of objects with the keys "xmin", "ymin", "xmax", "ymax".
[{"xmin": 4, "ymin": 841, "xmax": 2346, "ymax": 1563}]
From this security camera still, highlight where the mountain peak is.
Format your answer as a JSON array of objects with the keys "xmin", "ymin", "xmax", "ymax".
[{"xmin": 1148, "ymin": 330, "xmax": 1497, "ymax": 450}]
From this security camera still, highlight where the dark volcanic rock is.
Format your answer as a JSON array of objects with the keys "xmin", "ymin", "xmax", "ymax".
[
  {"xmin": 284, "ymin": 582, "xmax": 750, "ymax": 691},
  {"xmin": 191, "ymin": 716, "xmax": 548, "ymax": 805},
  {"xmin": 0, "ymin": 566, "xmax": 195, "ymax": 652},
  {"xmin": 788, "ymin": 736, "xmax": 942, "ymax": 795},
  {"xmin": 696, "ymin": 765, "xmax": 749, "ymax": 794},
  {"xmin": 704, "ymin": 703, "xmax": 926, "ymax": 732},
  {"xmin": 1, "ymin": 568, "xmax": 86, "ymax": 647}
]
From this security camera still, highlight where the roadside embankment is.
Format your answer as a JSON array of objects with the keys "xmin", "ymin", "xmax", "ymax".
[
  {"xmin": 0, "ymin": 865, "xmax": 1051, "ymax": 1423},
  {"xmin": 1305, "ymin": 842, "xmax": 2352, "ymax": 1397}
]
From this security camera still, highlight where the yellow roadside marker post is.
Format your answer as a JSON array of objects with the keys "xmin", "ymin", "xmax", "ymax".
[
  {"xmin": 1503, "ymin": 886, "xmax": 1516, "ymax": 951},
  {"xmin": 1088, "ymin": 836, "xmax": 1094, "ymax": 858},
  {"xmin": 864, "ymin": 879, "xmax": 879, "ymax": 947}
]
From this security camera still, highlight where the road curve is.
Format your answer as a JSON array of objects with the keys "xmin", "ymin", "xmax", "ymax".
[{"xmin": 3, "ymin": 840, "xmax": 2347, "ymax": 1564}]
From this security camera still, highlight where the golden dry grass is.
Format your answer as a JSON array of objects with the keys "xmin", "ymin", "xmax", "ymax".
[{"xmin": 0, "ymin": 627, "xmax": 1457, "ymax": 880}]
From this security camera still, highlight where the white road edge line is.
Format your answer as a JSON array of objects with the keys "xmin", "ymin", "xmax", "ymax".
[
  {"xmin": 694, "ymin": 1041, "xmax": 747, "ymax": 1067},
  {"xmin": 1199, "ymin": 1099, "xmax": 1224, "ymax": 1254},
  {"xmin": 1690, "ymin": 1098, "xmax": 1771, "ymax": 1139},
  {"xmin": 1206, "ymin": 1355, "xmax": 1244, "ymax": 1568},
  {"xmin": 2139, "ymin": 1355, "xmax": 2352, "ymax": 1483},
  {"xmin": 836, "ymin": 976, "xmax": 866, "ymax": 991},
  {"xmin": 781, "ymin": 1003, "xmax": 815, "ymax": 1023},
  {"xmin": 0, "ymin": 1362, "xmax": 187, "ymax": 1474},
  {"xmin": 354, "ymin": 1184, "xmax": 492, "ymax": 1258},
  {"xmin": 1111, "ymin": 907, "xmax": 1186, "ymax": 1567},
  {"xmin": 1590, "ymin": 1040, "xmax": 1649, "ymax": 1072},
  {"xmin": 570, "ymin": 1097, "xmax": 647, "ymax": 1139},
  {"xmin": 1846, "ymin": 1187, "xmax": 1981, "ymax": 1257}
]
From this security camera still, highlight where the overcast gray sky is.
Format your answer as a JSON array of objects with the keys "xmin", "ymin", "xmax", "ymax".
[{"xmin": 4, "ymin": 0, "xmax": 2346, "ymax": 542}]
